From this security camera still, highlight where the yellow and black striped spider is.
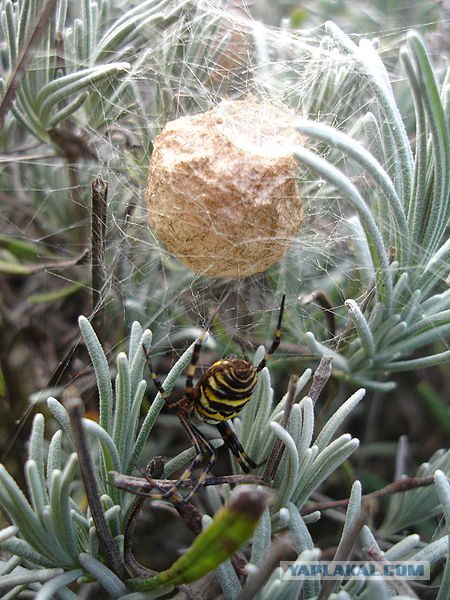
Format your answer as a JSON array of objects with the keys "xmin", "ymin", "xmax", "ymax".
[{"xmin": 142, "ymin": 294, "xmax": 285, "ymax": 504}]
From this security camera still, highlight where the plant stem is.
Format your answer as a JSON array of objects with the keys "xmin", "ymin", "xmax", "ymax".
[
  {"xmin": 307, "ymin": 355, "xmax": 333, "ymax": 405},
  {"xmin": 263, "ymin": 374, "xmax": 299, "ymax": 483},
  {"xmin": 0, "ymin": 0, "xmax": 58, "ymax": 129},
  {"xmin": 303, "ymin": 475, "xmax": 438, "ymax": 514},
  {"xmin": 235, "ymin": 536, "xmax": 293, "ymax": 600},
  {"xmin": 91, "ymin": 176, "xmax": 108, "ymax": 343},
  {"xmin": 65, "ymin": 393, "xmax": 126, "ymax": 579}
]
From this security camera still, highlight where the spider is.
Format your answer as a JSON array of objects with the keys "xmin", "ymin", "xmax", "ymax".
[{"xmin": 141, "ymin": 294, "xmax": 285, "ymax": 504}]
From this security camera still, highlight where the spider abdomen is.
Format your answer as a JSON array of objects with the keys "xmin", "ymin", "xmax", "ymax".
[{"xmin": 194, "ymin": 359, "xmax": 258, "ymax": 423}]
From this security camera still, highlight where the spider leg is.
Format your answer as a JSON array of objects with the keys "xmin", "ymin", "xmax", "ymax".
[
  {"xmin": 239, "ymin": 340, "xmax": 250, "ymax": 362},
  {"xmin": 150, "ymin": 415, "xmax": 216, "ymax": 504},
  {"xmin": 184, "ymin": 330, "xmax": 207, "ymax": 396},
  {"xmin": 171, "ymin": 414, "xmax": 207, "ymax": 487},
  {"xmin": 142, "ymin": 344, "xmax": 176, "ymax": 407},
  {"xmin": 132, "ymin": 461, "xmax": 180, "ymax": 497},
  {"xmin": 142, "ymin": 336, "xmax": 217, "ymax": 504},
  {"xmin": 185, "ymin": 320, "xmax": 214, "ymax": 394},
  {"xmin": 216, "ymin": 421, "xmax": 256, "ymax": 473},
  {"xmin": 138, "ymin": 298, "xmax": 237, "ymax": 505},
  {"xmin": 185, "ymin": 297, "xmax": 229, "ymax": 395},
  {"xmin": 256, "ymin": 294, "xmax": 285, "ymax": 373},
  {"xmin": 180, "ymin": 420, "xmax": 217, "ymax": 503}
]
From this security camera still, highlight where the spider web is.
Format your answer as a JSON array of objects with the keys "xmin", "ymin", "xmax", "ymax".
[
  {"xmin": 100, "ymin": 1, "xmax": 438, "ymax": 346},
  {"xmin": 1, "ymin": 0, "xmax": 448, "ymax": 460}
]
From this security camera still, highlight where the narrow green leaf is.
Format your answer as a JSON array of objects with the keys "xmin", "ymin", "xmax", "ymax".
[
  {"xmin": 29, "ymin": 414, "xmax": 45, "ymax": 490},
  {"xmin": 0, "ymin": 568, "xmax": 64, "ymax": 593},
  {"xmin": 47, "ymin": 430, "xmax": 62, "ymax": 486},
  {"xmin": 345, "ymin": 299, "xmax": 376, "ymax": 358},
  {"xmin": 386, "ymin": 349, "xmax": 450, "ymax": 371},
  {"xmin": 26, "ymin": 282, "xmax": 84, "ymax": 304},
  {"xmin": 0, "ymin": 537, "xmax": 56, "ymax": 568},
  {"xmin": 128, "ymin": 322, "xmax": 144, "ymax": 366},
  {"xmin": 0, "ymin": 235, "xmax": 43, "ymax": 260},
  {"xmin": 129, "ymin": 329, "xmax": 152, "ymax": 399},
  {"xmin": 0, "ymin": 258, "xmax": 33, "ymax": 275},
  {"xmin": 112, "ymin": 353, "xmax": 131, "ymax": 463},
  {"xmin": 38, "ymin": 63, "xmax": 130, "ymax": 125},
  {"xmin": 47, "ymin": 398, "xmax": 73, "ymax": 440},
  {"xmin": 0, "ymin": 367, "xmax": 5, "ymax": 395},
  {"xmin": 314, "ymin": 389, "xmax": 365, "ymax": 452},
  {"xmin": 81, "ymin": 418, "xmax": 121, "ymax": 473},
  {"xmin": 25, "ymin": 460, "xmax": 46, "ymax": 516},
  {"xmin": 270, "ymin": 421, "xmax": 299, "ymax": 507},
  {"xmin": 128, "ymin": 486, "xmax": 270, "ymax": 591},
  {"xmin": 418, "ymin": 383, "xmax": 450, "ymax": 436}
]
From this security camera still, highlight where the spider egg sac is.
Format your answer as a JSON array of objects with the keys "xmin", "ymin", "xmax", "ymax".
[{"xmin": 146, "ymin": 97, "xmax": 304, "ymax": 278}]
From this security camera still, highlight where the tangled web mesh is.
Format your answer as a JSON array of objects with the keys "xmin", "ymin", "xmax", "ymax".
[
  {"xmin": 100, "ymin": 1, "xmax": 416, "ymax": 347},
  {"xmin": 3, "ymin": 0, "xmax": 444, "ymax": 405}
]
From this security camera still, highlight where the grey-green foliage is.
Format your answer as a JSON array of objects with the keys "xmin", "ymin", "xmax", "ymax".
[
  {"xmin": 0, "ymin": 0, "xmax": 206, "ymax": 340},
  {"xmin": 255, "ymin": 0, "xmax": 440, "ymax": 32},
  {"xmin": 233, "ymin": 358, "xmax": 363, "ymax": 512},
  {"xmin": 0, "ymin": 0, "xmax": 192, "ymax": 140},
  {"xmin": 222, "ymin": 361, "xmax": 450, "ymax": 599},
  {"xmin": 0, "ymin": 317, "xmax": 198, "ymax": 598},
  {"xmin": 290, "ymin": 27, "xmax": 450, "ymax": 390},
  {"xmin": 149, "ymin": 8, "xmax": 450, "ymax": 389},
  {"xmin": 380, "ymin": 448, "xmax": 450, "ymax": 535},
  {"xmin": 228, "ymin": 469, "xmax": 450, "ymax": 600},
  {"xmin": 2, "ymin": 1, "xmax": 448, "ymax": 392},
  {"xmin": 0, "ymin": 317, "xmax": 448, "ymax": 598}
]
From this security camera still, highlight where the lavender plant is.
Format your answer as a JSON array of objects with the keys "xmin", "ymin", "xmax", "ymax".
[
  {"xmin": 291, "ymin": 25, "xmax": 450, "ymax": 391},
  {"xmin": 0, "ymin": 317, "xmax": 447, "ymax": 598},
  {"xmin": 1, "ymin": 0, "xmax": 448, "ymax": 389},
  {"xmin": 230, "ymin": 364, "xmax": 450, "ymax": 599},
  {"xmin": 0, "ymin": 1, "xmax": 448, "ymax": 598}
]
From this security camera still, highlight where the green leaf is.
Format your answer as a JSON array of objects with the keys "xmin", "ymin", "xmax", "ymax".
[
  {"xmin": 418, "ymin": 382, "xmax": 450, "ymax": 436},
  {"xmin": 0, "ymin": 235, "xmax": 44, "ymax": 261},
  {"xmin": 26, "ymin": 282, "xmax": 85, "ymax": 304},
  {"xmin": 0, "ymin": 367, "xmax": 5, "ymax": 395},
  {"xmin": 290, "ymin": 8, "xmax": 308, "ymax": 28},
  {"xmin": 127, "ymin": 486, "xmax": 271, "ymax": 591},
  {"xmin": 0, "ymin": 257, "xmax": 33, "ymax": 275}
]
